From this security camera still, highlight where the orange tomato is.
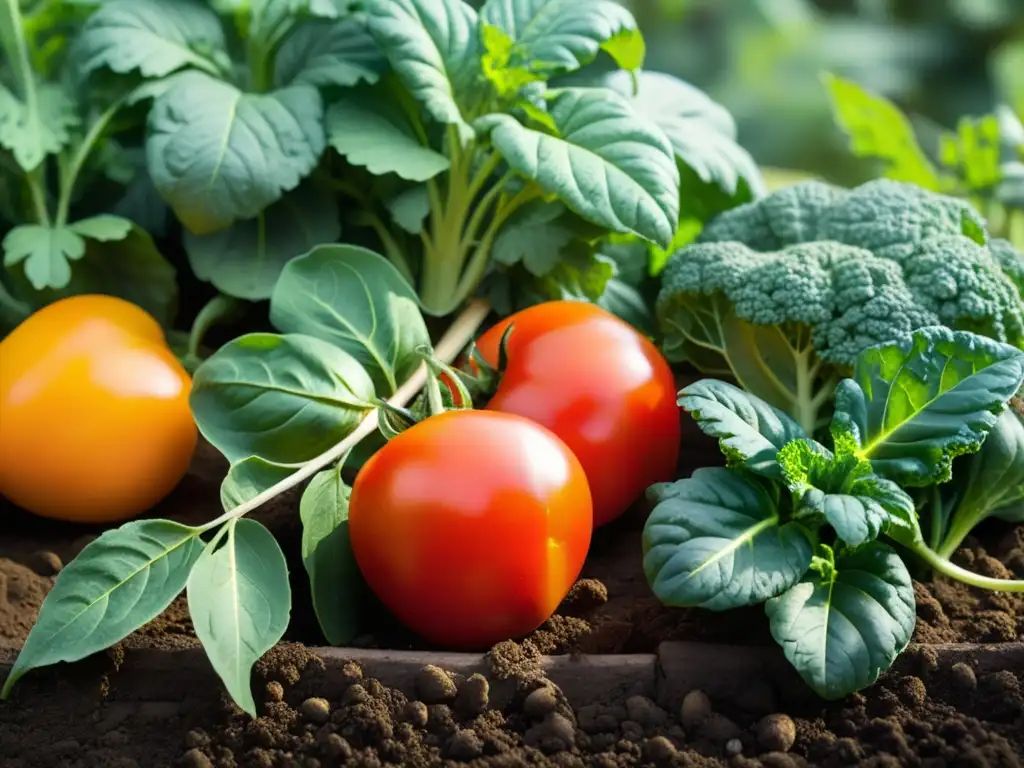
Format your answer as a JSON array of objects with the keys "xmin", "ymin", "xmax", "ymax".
[
  {"xmin": 349, "ymin": 409, "xmax": 592, "ymax": 649},
  {"xmin": 0, "ymin": 295, "xmax": 197, "ymax": 524}
]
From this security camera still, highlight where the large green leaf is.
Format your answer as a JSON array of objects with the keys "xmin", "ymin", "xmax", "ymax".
[
  {"xmin": 187, "ymin": 519, "xmax": 290, "ymax": 717},
  {"xmin": 642, "ymin": 467, "xmax": 814, "ymax": 611},
  {"xmin": 70, "ymin": 0, "xmax": 226, "ymax": 80},
  {"xmin": 365, "ymin": 0, "xmax": 480, "ymax": 142},
  {"xmin": 833, "ymin": 326, "xmax": 1024, "ymax": 486},
  {"xmin": 597, "ymin": 70, "xmax": 765, "ymax": 199},
  {"xmin": 766, "ymin": 542, "xmax": 916, "ymax": 700},
  {"xmin": 274, "ymin": 15, "xmax": 386, "ymax": 88},
  {"xmin": 249, "ymin": 0, "xmax": 342, "ymax": 47},
  {"xmin": 1, "ymin": 520, "xmax": 202, "ymax": 698},
  {"xmin": 269, "ymin": 244, "xmax": 431, "ymax": 396},
  {"xmin": 300, "ymin": 466, "xmax": 362, "ymax": 645},
  {"xmin": 184, "ymin": 180, "xmax": 341, "ymax": 301},
  {"xmin": 190, "ymin": 332, "xmax": 375, "ymax": 464},
  {"xmin": 326, "ymin": 87, "xmax": 450, "ymax": 182},
  {"xmin": 678, "ymin": 379, "xmax": 807, "ymax": 479},
  {"xmin": 479, "ymin": 0, "xmax": 643, "ymax": 74},
  {"xmin": 478, "ymin": 88, "xmax": 679, "ymax": 248},
  {"xmin": 147, "ymin": 72, "xmax": 325, "ymax": 235}
]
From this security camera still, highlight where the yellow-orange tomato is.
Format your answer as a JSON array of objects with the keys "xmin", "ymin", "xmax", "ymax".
[{"xmin": 0, "ymin": 295, "xmax": 197, "ymax": 523}]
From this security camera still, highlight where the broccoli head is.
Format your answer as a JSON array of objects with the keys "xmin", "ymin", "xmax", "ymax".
[{"xmin": 657, "ymin": 178, "xmax": 1024, "ymax": 434}]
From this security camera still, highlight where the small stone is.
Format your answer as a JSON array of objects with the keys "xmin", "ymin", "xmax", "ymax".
[
  {"xmin": 701, "ymin": 713, "xmax": 742, "ymax": 743},
  {"xmin": 898, "ymin": 676, "xmax": 927, "ymax": 708},
  {"xmin": 301, "ymin": 697, "xmax": 331, "ymax": 723},
  {"xmin": 404, "ymin": 701, "xmax": 429, "ymax": 728},
  {"xmin": 523, "ymin": 686, "xmax": 559, "ymax": 719},
  {"xmin": 184, "ymin": 730, "xmax": 210, "ymax": 750},
  {"xmin": 644, "ymin": 735, "xmax": 677, "ymax": 762},
  {"xmin": 951, "ymin": 662, "xmax": 977, "ymax": 692},
  {"xmin": 342, "ymin": 684, "xmax": 370, "ymax": 706},
  {"xmin": 180, "ymin": 748, "xmax": 213, "ymax": 768},
  {"xmin": 725, "ymin": 738, "xmax": 744, "ymax": 757},
  {"xmin": 757, "ymin": 714, "xmax": 796, "ymax": 753},
  {"xmin": 454, "ymin": 673, "xmax": 490, "ymax": 716},
  {"xmin": 621, "ymin": 720, "xmax": 644, "ymax": 741},
  {"xmin": 415, "ymin": 665, "xmax": 457, "ymax": 704},
  {"xmin": 320, "ymin": 733, "xmax": 352, "ymax": 760},
  {"xmin": 448, "ymin": 728, "xmax": 485, "ymax": 760},
  {"xmin": 626, "ymin": 695, "xmax": 666, "ymax": 727},
  {"xmin": 265, "ymin": 681, "xmax": 285, "ymax": 702},
  {"xmin": 681, "ymin": 689, "xmax": 712, "ymax": 730},
  {"xmin": 525, "ymin": 712, "xmax": 576, "ymax": 752},
  {"xmin": 31, "ymin": 551, "xmax": 62, "ymax": 575}
]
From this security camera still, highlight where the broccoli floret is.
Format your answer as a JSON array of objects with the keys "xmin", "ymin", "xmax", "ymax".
[
  {"xmin": 991, "ymin": 238, "xmax": 1024, "ymax": 294},
  {"xmin": 657, "ymin": 178, "xmax": 1024, "ymax": 434}
]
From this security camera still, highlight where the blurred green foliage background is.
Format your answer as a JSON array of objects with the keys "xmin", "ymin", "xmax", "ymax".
[{"xmin": 619, "ymin": 0, "xmax": 1024, "ymax": 186}]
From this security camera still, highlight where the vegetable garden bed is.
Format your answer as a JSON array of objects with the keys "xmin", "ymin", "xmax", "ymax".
[{"xmin": 3, "ymin": 427, "xmax": 1023, "ymax": 767}]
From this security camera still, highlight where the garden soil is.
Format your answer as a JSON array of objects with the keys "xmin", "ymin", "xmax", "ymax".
[{"xmin": 2, "ymin": 437, "xmax": 1024, "ymax": 765}]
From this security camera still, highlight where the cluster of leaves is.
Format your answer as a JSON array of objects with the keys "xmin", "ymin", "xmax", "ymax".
[
  {"xmin": 655, "ymin": 176, "xmax": 1024, "ymax": 435},
  {"xmin": 643, "ymin": 326, "xmax": 1024, "ymax": 700},
  {"xmin": 0, "ymin": 244, "xmax": 451, "ymax": 717},
  {"xmin": 823, "ymin": 73, "xmax": 1024, "ymax": 251}
]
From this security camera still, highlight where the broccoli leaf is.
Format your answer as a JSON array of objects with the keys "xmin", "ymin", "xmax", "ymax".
[
  {"xmin": 478, "ymin": 88, "xmax": 679, "ymax": 248},
  {"xmin": 326, "ymin": 87, "xmax": 450, "ymax": 182},
  {"xmin": 642, "ymin": 467, "xmax": 814, "ymax": 611},
  {"xmin": 269, "ymin": 245, "xmax": 431, "ymax": 396},
  {"xmin": 677, "ymin": 379, "xmax": 807, "ymax": 479},
  {"xmin": 822, "ymin": 72, "xmax": 945, "ymax": 191},
  {"xmin": 70, "ymin": 0, "xmax": 226, "ymax": 81},
  {"xmin": 766, "ymin": 541, "xmax": 916, "ymax": 700},
  {"xmin": 833, "ymin": 326, "xmax": 1024, "ymax": 486},
  {"xmin": 0, "ymin": 82, "xmax": 79, "ymax": 171},
  {"xmin": 184, "ymin": 180, "xmax": 341, "ymax": 301},
  {"xmin": 479, "ymin": 0, "xmax": 643, "ymax": 75},
  {"xmin": 274, "ymin": 15, "xmax": 386, "ymax": 88},
  {"xmin": 189, "ymin": 333, "xmax": 375, "ymax": 464},
  {"xmin": 365, "ymin": 0, "xmax": 480, "ymax": 143},
  {"xmin": 147, "ymin": 72, "xmax": 325, "ymax": 234}
]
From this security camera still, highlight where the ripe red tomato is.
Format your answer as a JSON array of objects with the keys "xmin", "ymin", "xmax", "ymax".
[
  {"xmin": 348, "ymin": 409, "xmax": 592, "ymax": 649},
  {"xmin": 475, "ymin": 301, "xmax": 679, "ymax": 528}
]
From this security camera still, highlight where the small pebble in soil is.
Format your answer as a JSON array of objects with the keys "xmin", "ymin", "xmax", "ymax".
[
  {"xmin": 681, "ymin": 689, "xmax": 712, "ymax": 730},
  {"xmin": 403, "ymin": 700, "xmax": 429, "ymax": 729},
  {"xmin": 644, "ymin": 735, "xmax": 677, "ymax": 763},
  {"xmin": 757, "ymin": 714, "xmax": 796, "ymax": 753},
  {"xmin": 454, "ymin": 673, "xmax": 489, "ymax": 717},
  {"xmin": 300, "ymin": 697, "xmax": 330, "ymax": 723},
  {"xmin": 952, "ymin": 661, "xmax": 978, "ymax": 692},
  {"xmin": 184, "ymin": 730, "xmax": 210, "ymax": 750},
  {"xmin": 525, "ymin": 712, "xmax": 576, "ymax": 753},
  {"xmin": 897, "ymin": 675, "xmax": 927, "ymax": 707},
  {"xmin": 447, "ymin": 727, "xmax": 485, "ymax": 760},
  {"xmin": 180, "ymin": 748, "xmax": 212, "ymax": 768},
  {"xmin": 523, "ymin": 685, "xmax": 559, "ymax": 719},
  {"xmin": 265, "ymin": 681, "xmax": 285, "ymax": 703},
  {"xmin": 415, "ymin": 664, "xmax": 457, "ymax": 704},
  {"xmin": 29, "ymin": 550, "xmax": 62, "ymax": 575},
  {"xmin": 725, "ymin": 738, "xmax": 744, "ymax": 757},
  {"xmin": 625, "ymin": 694, "xmax": 667, "ymax": 727}
]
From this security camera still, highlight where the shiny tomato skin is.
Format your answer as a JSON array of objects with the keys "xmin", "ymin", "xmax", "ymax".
[
  {"xmin": 348, "ymin": 409, "xmax": 592, "ymax": 650},
  {"xmin": 0, "ymin": 295, "xmax": 197, "ymax": 524},
  {"xmin": 476, "ymin": 301, "xmax": 679, "ymax": 528}
]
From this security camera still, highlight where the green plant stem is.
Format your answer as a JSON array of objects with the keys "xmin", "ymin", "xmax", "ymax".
[
  {"xmin": 187, "ymin": 293, "xmax": 241, "ymax": 360},
  {"xmin": 198, "ymin": 298, "xmax": 493, "ymax": 531},
  {"xmin": 927, "ymin": 486, "xmax": 945, "ymax": 552},
  {"xmin": 54, "ymin": 96, "xmax": 127, "ymax": 226},
  {"xmin": 26, "ymin": 167, "xmax": 49, "ymax": 226},
  {"xmin": 913, "ymin": 542, "xmax": 1024, "ymax": 592},
  {"xmin": 935, "ymin": 509, "xmax": 983, "ymax": 560}
]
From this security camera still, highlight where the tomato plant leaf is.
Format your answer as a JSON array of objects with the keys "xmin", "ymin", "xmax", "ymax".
[
  {"xmin": 300, "ymin": 466, "xmax": 363, "ymax": 645},
  {"xmin": 221, "ymin": 457, "xmax": 304, "ymax": 512},
  {"xmin": 270, "ymin": 244, "xmax": 431, "ymax": 396},
  {"xmin": 477, "ymin": 88, "xmax": 680, "ymax": 249},
  {"xmin": 70, "ymin": 0, "xmax": 226, "ymax": 81},
  {"xmin": 479, "ymin": 0, "xmax": 643, "ymax": 75},
  {"xmin": 274, "ymin": 16, "xmax": 386, "ymax": 88},
  {"xmin": 832, "ymin": 326, "xmax": 1024, "ymax": 486},
  {"xmin": 364, "ymin": 0, "xmax": 480, "ymax": 143},
  {"xmin": 678, "ymin": 380, "xmax": 808, "ymax": 479},
  {"xmin": 184, "ymin": 180, "xmax": 341, "ymax": 301},
  {"xmin": 190, "ymin": 332, "xmax": 375, "ymax": 464},
  {"xmin": 326, "ymin": 88, "xmax": 450, "ymax": 182},
  {"xmin": 2, "ymin": 224, "xmax": 86, "ymax": 290},
  {"xmin": 186, "ymin": 519, "xmax": 291, "ymax": 717},
  {"xmin": 147, "ymin": 72, "xmax": 325, "ymax": 234},
  {"xmin": 642, "ymin": 467, "xmax": 814, "ymax": 611},
  {"xmin": 0, "ymin": 82, "xmax": 79, "ymax": 172},
  {"xmin": 0, "ymin": 520, "xmax": 203, "ymax": 698},
  {"xmin": 766, "ymin": 541, "xmax": 916, "ymax": 700}
]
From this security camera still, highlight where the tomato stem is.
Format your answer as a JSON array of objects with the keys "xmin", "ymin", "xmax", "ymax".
[{"xmin": 199, "ymin": 298, "xmax": 493, "ymax": 530}]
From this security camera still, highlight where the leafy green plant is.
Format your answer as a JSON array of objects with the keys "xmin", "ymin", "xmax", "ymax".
[
  {"xmin": 0, "ymin": 245, "xmax": 490, "ymax": 716},
  {"xmin": 655, "ymin": 177, "xmax": 1024, "ymax": 434},
  {"xmin": 0, "ymin": 0, "xmax": 177, "ymax": 333},
  {"xmin": 644, "ymin": 326, "xmax": 1024, "ymax": 700}
]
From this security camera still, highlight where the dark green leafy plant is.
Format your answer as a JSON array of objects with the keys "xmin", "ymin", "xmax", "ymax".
[
  {"xmin": 0, "ymin": 245, "xmax": 490, "ymax": 716},
  {"xmin": 644, "ymin": 326, "xmax": 1024, "ymax": 700},
  {"xmin": 0, "ymin": 0, "xmax": 177, "ymax": 333}
]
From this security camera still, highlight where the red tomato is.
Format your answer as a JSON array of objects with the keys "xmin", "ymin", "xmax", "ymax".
[
  {"xmin": 348, "ymin": 409, "xmax": 592, "ymax": 649},
  {"xmin": 475, "ymin": 301, "xmax": 679, "ymax": 528}
]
